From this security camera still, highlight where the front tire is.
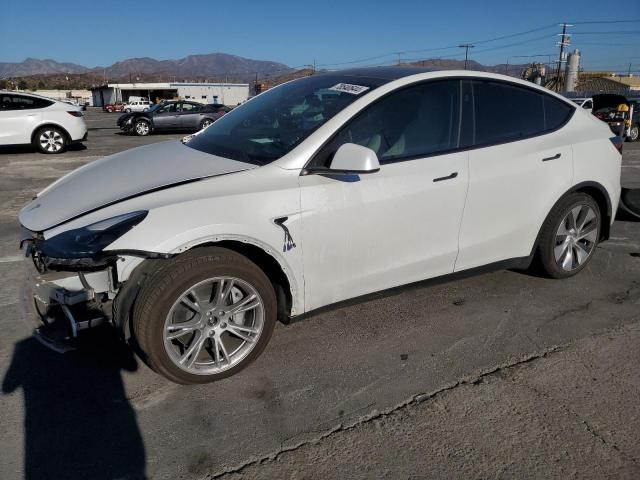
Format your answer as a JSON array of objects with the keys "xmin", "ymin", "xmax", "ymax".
[
  {"xmin": 627, "ymin": 124, "xmax": 639, "ymax": 142},
  {"xmin": 535, "ymin": 193, "xmax": 601, "ymax": 279},
  {"xmin": 133, "ymin": 119, "xmax": 151, "ymax": 136},
  {"xmin": 33, "ymin": 126, "xmax": 68, "ymax": 154},
  {"xmin": 132, "ymin": 247, "xmax": 277, "ymax": 384}
]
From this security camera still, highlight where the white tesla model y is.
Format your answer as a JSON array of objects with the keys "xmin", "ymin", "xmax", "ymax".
[{"xmin": 19, "ymin": 68, "xmax": 621, "ymax": 383}]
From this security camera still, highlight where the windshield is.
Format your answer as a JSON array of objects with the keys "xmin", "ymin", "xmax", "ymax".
[
  {"xmin": 185, "ymin": 75, "xmax": 384, "ymax": 164},
  {"xmin": 147, "ymin": 103, "xmax": 163, "ymax": 113}
]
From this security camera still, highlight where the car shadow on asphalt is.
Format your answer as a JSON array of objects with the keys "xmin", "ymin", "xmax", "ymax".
[
  {"xmin": 2, "ymin": 329, "xmax": 146, "ymax": 480},
  {"xmin": 0, "ymin": 144, "xmax": 87, "ymax": 155}
]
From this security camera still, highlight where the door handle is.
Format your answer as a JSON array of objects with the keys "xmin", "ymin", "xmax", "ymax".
[
  {"xmin": 542, "ymin": 153, "xmax": 561, "ymax": 162},
  {"xmin": 433, "ymin": 172, "xmax": 458, "ymax": 182}
]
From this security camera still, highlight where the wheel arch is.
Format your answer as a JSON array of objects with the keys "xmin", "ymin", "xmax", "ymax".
[
  {"xmin": 114, "ymin": 238, "xmax": 297, "ymax": 340},
  {"xmin": 529, "ymin": 180, "xmax": 613, "ymax": 259},
  {"xmin": 30, "ymin": 122, "xmax": 71, "ymax": 145},
  {"xmin": 569, "ymin": 181, "xmax": 612, "ymax": 241},
  {"xmin": 189, "ymin": 240, "xmax": 294, "ymax": 323}
]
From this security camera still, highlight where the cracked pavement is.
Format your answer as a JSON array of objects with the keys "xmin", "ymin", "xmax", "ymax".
[{"xmin": 0, "ymin": 110, "xmax": 639, "ymax": 479}]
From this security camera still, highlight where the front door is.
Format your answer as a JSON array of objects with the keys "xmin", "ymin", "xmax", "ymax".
[
  {"xmin": 299, "ymin": 79, "xmax": 469, "ymax": 311},
  {"xmin": 152, "ymin": 103, "xmax": 180, "ymax": 130}
]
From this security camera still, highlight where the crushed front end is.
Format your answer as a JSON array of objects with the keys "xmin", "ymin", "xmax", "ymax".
[
  {"xmin": 21, "ymin": 230, "xmax": 118, "ymax": 352},
  {"xmin": 19, "ymin": 211, "xmax": 151, "ymax": 352}
]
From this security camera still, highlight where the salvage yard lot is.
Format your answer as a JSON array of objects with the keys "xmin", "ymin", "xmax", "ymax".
[{"xmin": 0, "ymin": 109, "xmax": 639, "ymax": 479}]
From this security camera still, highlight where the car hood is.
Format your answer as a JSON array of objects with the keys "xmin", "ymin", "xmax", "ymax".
[{"xmin": 19, "ymin": 140, "xmax": 258, "ymax": 232}]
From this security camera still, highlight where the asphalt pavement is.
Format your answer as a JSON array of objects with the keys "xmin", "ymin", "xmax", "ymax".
[{"xmin": 0, "ymin": 109, "xmax": 638, "ymax": 479}]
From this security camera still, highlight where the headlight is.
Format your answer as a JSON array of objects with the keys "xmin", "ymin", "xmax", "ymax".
[{"xmin": 39, "ymin": 211, "xmax": 148, "ymax": 258}]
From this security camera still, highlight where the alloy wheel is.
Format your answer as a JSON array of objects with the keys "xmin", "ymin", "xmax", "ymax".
[
  {"xmin": 553, "ymin": 204, "xmax": 599, "ymax": 271},
  {"xmin": 201, "ymin": 119, "xmax": 213, "ymax": 129},
  {"xmin": 135, "ymin": 122, "xmax": 150, "ymax": 135},
  {"xmin": 39, "ymin": 130, "xmax": 64, "ymax": 152},
  {"xmin": 163, "ymin": 277, "xmax": 265, "ymax": 375}
]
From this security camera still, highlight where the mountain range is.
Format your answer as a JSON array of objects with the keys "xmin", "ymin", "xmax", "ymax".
[
  {"xmin": 0, "ymin": 53, "xmax": 291, "ymax": 79},
  {"xmin": 0, "ymin": 54, "xmax": 534, "ymax": 91}
]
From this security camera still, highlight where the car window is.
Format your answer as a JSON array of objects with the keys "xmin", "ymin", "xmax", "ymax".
[
  {"xmin": 583, "ymin": 100, "xmax": 592, "ymax": 109},
  {"xmin": 157, "ymin": 103, "xmax": 177, "ymax": 113},
  {"xmin": 544, "ymin": 95, "xmax": 574, "ymax": 131},
  {"xmin": 0, "ymin": 94, "xmax": 52, "ymax": 110},
  {"xmin": 312, "ymin": 80, "xmax": 461, "ymax": 167},
  {"xmin": 471, "ymin": 80, "xmax": 545, "ymax": 145},
  {"xmin": 179, "ymin": 103, "xmax": 200, "ymax": 112},
  {"xmin": 186, "ymin": 74, "xmax": 385, "ymax": 164}
]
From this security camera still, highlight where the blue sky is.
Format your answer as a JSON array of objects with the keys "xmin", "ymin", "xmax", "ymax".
[{"xmin": 1, "ymin": 0, "xmax": 639, "ymax": 73}]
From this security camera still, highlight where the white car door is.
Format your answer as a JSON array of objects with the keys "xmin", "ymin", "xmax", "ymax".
[
  {"xmin": 455, "ymin": 79, "xmax": 574, "ymax": 271},
  {"xmin": 0, "ymin": 93, "xmax": 42, "ymax": 145},
  {"xmin": 299, "ymin": 80, "xmax": 469, "ymax": 311}
]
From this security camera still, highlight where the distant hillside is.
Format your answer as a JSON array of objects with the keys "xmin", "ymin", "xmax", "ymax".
[
  {"xmin": 1, "ymin": 54, "xmax": 533, "ymax": 90},
  {"xmin": 0, "ymin": 58, "xmax": 88, "ymax": 77},
  {"xmin": 403, "ymin": 58, "xmax": 527, "ymax": 77},
  {"xmin": 94, "ymin": 53, "xmax": 290, "ymax": 79},
  {"xmin": 0, "ymin": 53, "xmax": 290, "ymax": 81}
]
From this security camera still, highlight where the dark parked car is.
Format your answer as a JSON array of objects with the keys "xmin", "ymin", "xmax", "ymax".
[
  {"xmin": 592, "ymin": 94, "xmax": 638, "ymax": 142},
  {"xmin": 117, "ymin": 101, "xmax": 229, "ymax": 136}
]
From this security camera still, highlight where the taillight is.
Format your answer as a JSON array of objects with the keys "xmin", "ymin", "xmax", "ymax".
[
  {"xmin": 610, "ymin": 136, "xmax": 623, "ymax": 154},
  {"xmin": 67, "ymin": 111, "xmax": 83, "ymax": 117}
]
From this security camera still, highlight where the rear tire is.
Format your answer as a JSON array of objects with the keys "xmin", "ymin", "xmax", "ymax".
[
  {"xmin": 200, "ymin": 118, "xmax": 213, "ymax": 130},
  {"xmin": 535, "ymin": 193, "xmax": 601, "ymax": 279},
  {"xmin": 132, "ymin": 247, "xmax": 277, "ymax": 384},
  {"xmin": 33, "ymin": 126, "xmax": 68, "ymax": 154}
]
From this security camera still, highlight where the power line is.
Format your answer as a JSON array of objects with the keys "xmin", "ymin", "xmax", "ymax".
[
  {"xmin": 317, "ymin": 23, "xmax": 558, "ymax": 68},
  {"xmin": 569, "ymin": 19, "xmax": 640, "ymax": 25}
]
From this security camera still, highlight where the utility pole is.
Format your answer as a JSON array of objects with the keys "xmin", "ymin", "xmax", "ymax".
[
  {"xmin": 459, "ymin": 44, "xmax": 474, "ymax": 69},
  {"xmin": 395, "ymin": 52, "xmax": 404, "ymax": 66},
  {"xmin": 555, "ymin": 23, "xmax": 572, "ymax": 90},
  {"xmin": 629, "ymin": 63, "xmax": 632, "ymax": 77}
]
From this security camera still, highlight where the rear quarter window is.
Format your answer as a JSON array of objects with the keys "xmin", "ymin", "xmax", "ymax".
[
  {"xmin": 472, "ymin": 80, "xmax": 544, "ymax": 145},
  {"xmin": 543, "ymin": 95, "xmax": 574, "ymax": 130}
]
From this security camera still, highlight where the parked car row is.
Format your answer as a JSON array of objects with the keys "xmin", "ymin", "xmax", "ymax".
[{"xmin": 0, "ymin": 91, "xmax": 231, "ymax": 153}]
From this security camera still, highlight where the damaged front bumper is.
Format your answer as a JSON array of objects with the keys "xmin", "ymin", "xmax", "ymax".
[{"xmin": 22, "ymin": 235, "xmax": 119, "ymax": 353}]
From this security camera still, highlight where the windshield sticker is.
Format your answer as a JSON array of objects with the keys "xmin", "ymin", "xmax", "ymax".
[{"xmin": 329, "ymin": 83, "xmax": 370, "ymax": 95}]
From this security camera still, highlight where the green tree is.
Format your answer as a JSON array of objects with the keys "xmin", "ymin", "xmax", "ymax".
[{"xmin": 18, "ymin": 80, "xmax": 28, "ymax": 90}]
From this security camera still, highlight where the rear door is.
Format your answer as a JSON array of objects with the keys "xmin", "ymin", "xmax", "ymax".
[
  {"xmin": 0, "ymin": 94, "xmax": 48, "ymax": 145},
  {"xmin": 455, "ymin": 79, "xmax": 574, "ymax": 271}
]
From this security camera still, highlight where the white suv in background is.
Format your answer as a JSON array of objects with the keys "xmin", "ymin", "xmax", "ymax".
[
  {"xmin": 123, "ymin": 100, "xmax": 152, "ymax": 112},
  {"xmin": 0, "ymin": 91, "xmax": 87, "ymax": 154}
]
